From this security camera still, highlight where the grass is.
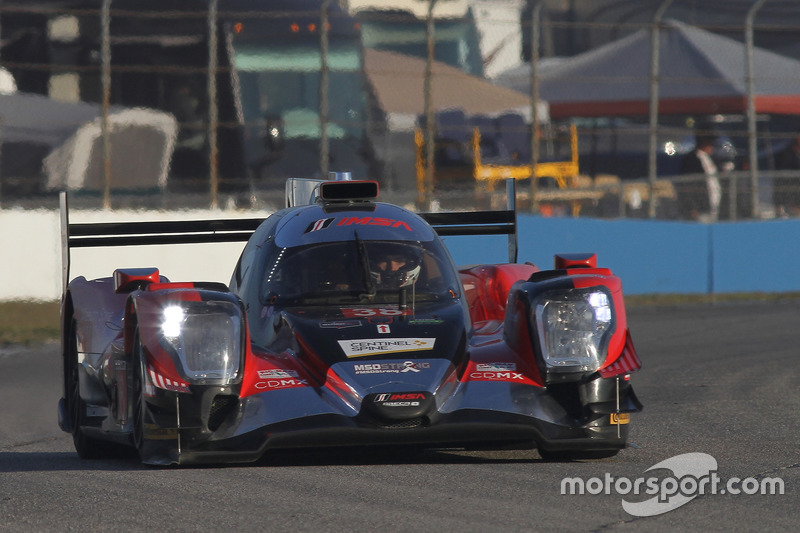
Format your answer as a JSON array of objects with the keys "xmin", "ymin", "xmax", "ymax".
[
  {"xmin": 1, "ymin": 292, "xmax": 799, "ymax": 347},
  {"xmin": 625, "ymin": 291, "xmax": 800, "ymax": 306},
  {"xmin": 0, "ymin": 300, "xmax": 61, "ymax": 347}
]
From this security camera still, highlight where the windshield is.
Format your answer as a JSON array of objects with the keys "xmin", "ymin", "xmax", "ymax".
[{"xmin": 260, "ymin": 239, "xmax": 461, "ymax": 306}]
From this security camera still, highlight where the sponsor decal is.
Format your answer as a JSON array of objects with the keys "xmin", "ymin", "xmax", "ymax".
[
  {"xmin": 408, "ymin": 318, "xmax": 444, "ymax": 325},
  {"xmin": 305, "ymin": 218, "xmax": 334, "ymax": 233},
  {"xmin": 476, "ymin": 363, "xmax": 517, "ymax": 372},
  {"xmin": 375, "ymin": 393, "xmax": 426, "ymax": 401},
  {"xmin": 257, "ymin": 369, "xmax": 299, "ymax": 379},
  {"xmin": 466, "ymin": 362, "xmax": 532, "ymax": 384},
  {"xmin": 372, "ymin": 392, "xmax": 429, "ymax": 408},
  {"xmin": 338, "ymin": 338, "xmax": 435, "ymax": 358},
  {"xmin": 468, "ymin": 362, "xmax": 527, "ymax": 381},
  {"xmin": 377, "ymin": 324, "xmax": 391, "ymax": 334},
  {"xmin": 319, "ymin": 320, "xmax": 362, "ymax": 329},
  {"xmin": 254, "ymin": 378, "xmax": 308, "ymax": 389},
  {"xmin": 336, "ymin": 216, "xmax": 412, "ymax": 231},
  {"xmin": 353, "ymin": 361, "xmax": 431, "ymax": 374},
  {"xmin": 341, "ymin": 307, "xmax": 411, "ymax": 318},
  {"xmin": 469, "ymin": 371, "xmax": 525, "ymax": 380}
]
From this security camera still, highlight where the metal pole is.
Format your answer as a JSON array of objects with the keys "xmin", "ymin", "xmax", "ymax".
[
  {"xmin": 529, "ymin": 1, "xmax": 542, "ymax": 213},
  {"xmin": 746, "ymin": 0, "xmax": 767, "ymax": 219},
  {"xmin": 320, "ymin": 1, "xmax": 331, "ymax": 178},
  {"xmin": 60, "ymin": 191, "xmax": 70, "ymax": 294},
  {"xmin": 423, "ymin": 0, "xmax": 438, "ymax": 211},
  {"xmin": 101, "ymin": 0, "xmax": 112, "ymax": 209},
  {"xmin": 0, "ymin": 7, "xmax": 3, "ymax": 209},
  {"xmin": 207, "ymin": 0, "xmax": 219, "ymax": 209},
  {"xmin": 647, "ymin": 0, "xmax": 674, "ymax": 218},
  {"xmin": 506, "ymin": 178, "xmax": 518, "ymax": 263}
]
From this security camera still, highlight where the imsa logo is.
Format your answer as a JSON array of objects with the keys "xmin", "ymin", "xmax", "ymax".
[
  {"xmin": 305, "ymin": 218, "xmax": 334, "ymax": 233},
  {"xmin": 336, "ymin": 216, "xmax": 412, "ymax": 231},
  {"xmin": 367, "ymin": 391, "xmax": 433, "ymax": 418},
  {"xmin": 374, "ymin": 393, "xmax": 426, "ymax": 403}
]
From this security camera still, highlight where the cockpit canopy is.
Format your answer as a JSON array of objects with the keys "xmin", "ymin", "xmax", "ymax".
[{"xmin": 260, "ymin": 238, "xmax": 460, "ymax": 306}]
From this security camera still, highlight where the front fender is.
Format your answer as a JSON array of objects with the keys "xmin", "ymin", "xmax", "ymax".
[
  {"xmin": 126, "ymin": 284, "xmax": 248, "ymax": 390},
  {"xmin": 459, "ymin": 263, "xmax": 539, "ymax": 323},
  {"xmin": 66, "ymin": 276, "xmax": 127, "ymax": 356},
  {"xmin": 506, "ymin": 267, "xmax": 640, "ymax": 383}
]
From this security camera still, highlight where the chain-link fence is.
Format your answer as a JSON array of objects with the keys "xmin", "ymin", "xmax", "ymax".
[{"xmin": 1, "ymin": 1, "xmax": 800, "ymax": 220}]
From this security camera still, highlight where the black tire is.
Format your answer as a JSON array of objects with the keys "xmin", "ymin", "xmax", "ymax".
[
  {"xmin": 132, "ymin": 330, "xmax": 167, "ymax": 464},
  {"xmin": 132, "ymin": 332, "xmax": 147, "ymax": 457},
  {"xmin": 66, "ymin": 318, "xmax": 121, "ymax": 459},
  {"xmin": 132, "ymin": 331, "xmax": 180, "ymax": 466}
]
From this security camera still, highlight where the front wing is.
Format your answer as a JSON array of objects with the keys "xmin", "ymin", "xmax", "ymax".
[{"xmin": 137, "ymin": 367, "xmax": 641, "ymax": 465}]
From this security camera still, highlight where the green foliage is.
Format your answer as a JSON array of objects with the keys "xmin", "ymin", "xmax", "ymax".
[{"xmin": 0, "ymin": 301, "xmax": 61, "ymax": 346}]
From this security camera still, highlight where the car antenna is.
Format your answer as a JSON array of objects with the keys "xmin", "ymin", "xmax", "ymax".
[
  {"xmin": 354, "ymin": 230, "xmax": 376, "ymax": 302},
  {"xmin": 399, "ymin": 283, "xmax": 416, "ymax": 316}
]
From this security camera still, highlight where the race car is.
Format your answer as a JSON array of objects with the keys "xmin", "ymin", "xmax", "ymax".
[{"xmin": 57, "ymin": 177, "xmax": 642, "ymax": 465}]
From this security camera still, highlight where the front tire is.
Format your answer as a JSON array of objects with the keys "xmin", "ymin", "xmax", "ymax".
[
  {"xmin": 132, "ymin": 331, "xmax": 176, "ymax": 465},
  {"xmin": 66, "ymin": 318, "xmax": 122, "ymax": 459},
  {"xmin": 132, "ymin": 333, "xmax": 148, "ymax": 458}
]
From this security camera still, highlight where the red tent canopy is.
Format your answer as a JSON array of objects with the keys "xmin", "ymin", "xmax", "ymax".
[{"xmin": 534, "ymin": 20, "xmax": 800, "ymax": 119}]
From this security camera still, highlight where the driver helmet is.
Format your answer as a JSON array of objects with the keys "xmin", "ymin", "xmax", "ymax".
[{"xmin": 369, "ymin": 243, "xmax": 422, "ymax": 289}]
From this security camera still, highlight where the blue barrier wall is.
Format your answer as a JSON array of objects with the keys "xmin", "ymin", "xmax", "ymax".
[{"xmin": 441, "ymin": 216, "xmax": 800, "ymax": 295}]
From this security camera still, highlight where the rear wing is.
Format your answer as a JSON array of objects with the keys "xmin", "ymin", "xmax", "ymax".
[{"xmin": 60, "ymin": 179, "xmax": 517, "ymax": 293}]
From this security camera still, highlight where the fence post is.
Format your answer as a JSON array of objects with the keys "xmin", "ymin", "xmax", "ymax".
[
  {"xmin": 647, "ymin": 0, "xmax": 675, "ymax": 219},
  {"xmin": 207, "ymin": 0, "xmax": 219, "ymax": 209},
  {"xmin": 320, "ymin": 1, "xmax": 331, "ymax": 179},
  {"xmin": 422, "ymin": 0, "xmax": 438, "ymax": 211},
  {"xmin": 101, "ymin": 0, "xmax": 112, "ymax": 209},
  {"xmin": 529, "ymin": 1, "xmax": 543, "ymax": 213},
  {"xmin": 746, "ymin": 0, "xmax": 768, "ymax": 220}
]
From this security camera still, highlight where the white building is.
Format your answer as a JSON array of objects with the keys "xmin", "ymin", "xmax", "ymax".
[
  {"xmin": 469, "ymin": 0, "xmax": 525, "ymax": 78},
  {"xmin": 347, "ymin": 0, "xmax": 526, "ymax": 78}
]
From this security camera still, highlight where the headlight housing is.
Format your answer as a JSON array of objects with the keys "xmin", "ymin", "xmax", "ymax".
[
  {"xmin": 160, "ymin": 300, "xmax": 243, "ymax": 385},
  {"xmin": 534, "ymin": 287, "xmax": 615, "ymax": 377}
]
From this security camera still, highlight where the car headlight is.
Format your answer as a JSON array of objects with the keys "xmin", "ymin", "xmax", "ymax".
[
  {"xmin": 161, "ymin": 300, "xmax": 243, "ymax": 384},
  {"xmin": 534, "ymin": 288, "xmax": 615, "ymax": 374}
]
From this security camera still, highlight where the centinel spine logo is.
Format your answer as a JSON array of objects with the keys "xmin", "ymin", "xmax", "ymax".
[{"xmin": 560, "ymin": 452, "xmax": 784, "ymax": 517}]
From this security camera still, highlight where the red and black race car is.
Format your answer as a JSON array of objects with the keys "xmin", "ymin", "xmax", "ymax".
[{"xmin": 58, "ymin": 177, "xmax": 641, "ymax": 465}]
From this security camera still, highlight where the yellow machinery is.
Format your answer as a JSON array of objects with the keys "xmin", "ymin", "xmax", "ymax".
[
  {"xmin": 472, "ymin": 123, "xmax": 580, "ymax": 188},
  {"xmin": 471, "ymin": 123, "xmax": 602, "ymax": 215},
  {"xmin": 415, "ymin": 122, "xmax": 674, "ymax": 216},
  {"xmin": 415, "ymin": 123, "xmax": 592, "ymax": 213}
]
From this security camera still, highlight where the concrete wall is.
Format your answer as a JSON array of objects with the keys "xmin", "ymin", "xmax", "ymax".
[
  {"xmin": 3, "ymin": 208, "xmax": 799, "ymax": 301},
  {"xmin": 437, "ymin": 217, "xmax": 800, "ymax": 295},
  {"xmin": 1, "ymin": 208, "xmax": 268, "ymax": 302}
]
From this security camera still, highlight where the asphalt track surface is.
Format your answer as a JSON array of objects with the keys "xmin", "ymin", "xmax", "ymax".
[{"xmin": 1, "ymin": 300, "xmax": 798, "ymax": 532}]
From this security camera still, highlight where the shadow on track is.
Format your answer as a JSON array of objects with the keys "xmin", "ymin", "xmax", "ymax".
[{"xmin": 1, "ymin": 443, "xmax": 628, "ymax": 473}]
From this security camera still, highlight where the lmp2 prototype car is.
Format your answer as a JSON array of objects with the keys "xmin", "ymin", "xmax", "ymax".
[{"xmin": 58, "ymin": 177, "xmax": 641, "ymax": 465}]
